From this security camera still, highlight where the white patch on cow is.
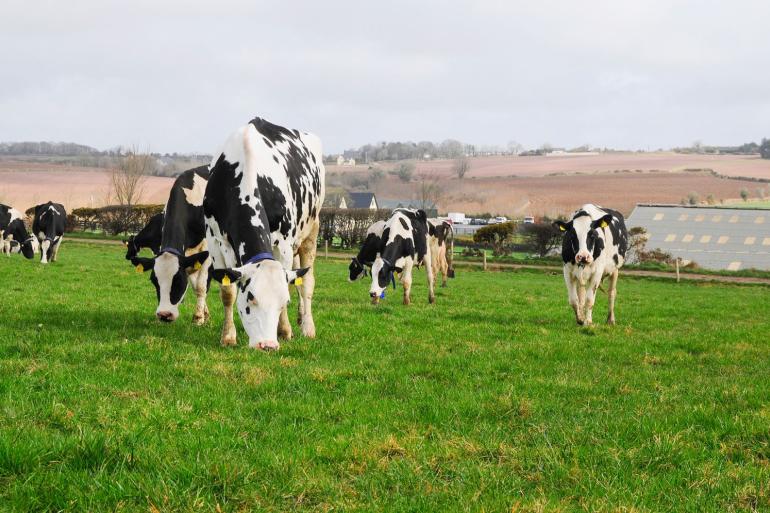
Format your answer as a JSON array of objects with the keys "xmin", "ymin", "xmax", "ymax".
[
  {"xmin": 154, "ymin": 252, "xmax": 183, "ymax": 320},
  {"xmin": 182, "ymin": 172, "xmax": 207, "ymax": 207}
]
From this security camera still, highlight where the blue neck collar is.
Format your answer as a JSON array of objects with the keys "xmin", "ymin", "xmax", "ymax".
[
  {"xmin": 245, "ymin": 252, "xmax": 275, "ymax": 265},
  {"xmin": 161, "ymin": 247, "xmax": 183, "ymax": 257}
]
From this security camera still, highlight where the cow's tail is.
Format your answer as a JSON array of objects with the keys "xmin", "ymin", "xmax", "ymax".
[{"xmin": 447, "ymin": 223, "xmax": 455, "ymax": 278}]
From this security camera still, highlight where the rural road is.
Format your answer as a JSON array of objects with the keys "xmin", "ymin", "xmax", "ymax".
[{"xmin": 68, "ymin": 238, "xmax": 770, "ymax": 286}]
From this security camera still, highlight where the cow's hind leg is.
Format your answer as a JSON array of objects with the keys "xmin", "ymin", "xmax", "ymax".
[
  {"xmin": 278, "ymin": 306, "xmax": 293, "ymax": 340},
  {"xmin": 51, "ymin": 237, "xmax": 63, "ymax": 262},
  {"xmin": 296, "ymin": 225, "xmax": 318, "ymax": 338},
  {"xmin": 220, "ymin": 283, "xmax": 237, "ymax": 346},
  {"xmin": 607, "ymin": 269, "xmax": 619, "ymax": 325},
  {"xmin": 425, "ymin": 240, "xmax": 436, "ymax": 304}
]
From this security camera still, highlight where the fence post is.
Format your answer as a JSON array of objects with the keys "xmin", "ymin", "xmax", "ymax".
[
  {"xmin": 325, "ymin": 240, "xmax": 328, "ymax": 260},
  {"xmin": 483, "ymin": 251, "xmax": 487, "ymax": 271},
  {"xmin": 676, "ymin": 258, "xmax": 680, "ymax": 283}
]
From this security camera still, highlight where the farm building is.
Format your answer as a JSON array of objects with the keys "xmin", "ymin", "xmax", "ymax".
[
  {"xmin": 339, "ymin": 192, "xmax": 378, "ymax": 210},
  {"xmin": 627, "ymin": 204, "xmax": 770, "ymax": 271}
]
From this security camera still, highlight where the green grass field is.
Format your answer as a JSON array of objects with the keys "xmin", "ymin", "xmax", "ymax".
[{"xmin": 1, "ymin": 242, "xmax": 769, "ymax": 512}]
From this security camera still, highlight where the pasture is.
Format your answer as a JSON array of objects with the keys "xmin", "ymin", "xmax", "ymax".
[{"xmin": 1, "ymin": 242, "xmax": 770, "ymax": 512}]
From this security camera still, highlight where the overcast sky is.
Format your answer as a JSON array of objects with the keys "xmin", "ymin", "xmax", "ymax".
[{"xmin": 2, "ymin": 1, "xmax": 769, "ymax": 154}]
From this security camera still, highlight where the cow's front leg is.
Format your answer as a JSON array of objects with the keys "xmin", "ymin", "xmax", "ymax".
[
  {"xmin": 189, "ymin": 267, "xmax": 210, "ymax": 326},
  {"xmin": 565, "ymin": 270, "xmax": 583, "ymax": 325},
  {"xmin": 278, "ymin": 305, "xmax": 293, "ymax": 340},
  {"xmin": 220, "ymin": 283, "xmax": 237, "ymax": 346},
  {"xmin": 607, "ymin": 269, "xmax": 619, "ymax": 325},
  {"xmin": 576, "ymin": 284, "xmax": 587, "ymax": 325},
  {"xmin": 296, "ymin": 221, "xmax": 319, "ymax": 338},
  {"xmin": 584, "ymin": 282, "xmax": 600, "ymax": 326}
]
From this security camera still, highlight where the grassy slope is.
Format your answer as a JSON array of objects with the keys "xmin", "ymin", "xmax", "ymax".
[{"xmin": 1, "ymin": 242, "xmax": 769, "ymax": 512}]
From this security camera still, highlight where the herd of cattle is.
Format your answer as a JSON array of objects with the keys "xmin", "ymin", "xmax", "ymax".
[{"xmin": 1, "ymin": 117, "xmax": 630, "ymax": 349}]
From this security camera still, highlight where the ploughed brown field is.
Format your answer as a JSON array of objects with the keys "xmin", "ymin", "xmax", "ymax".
[
  {"xmin": 0, "ymin": 161, "xmax": 174, "ymax": 211},
  {"xmin": 1, "ymin": 152, "xmax": 768, "ymax": 217},
  {"xmin": 329, "ymin": 152, "xmax": 770, "ymax": 217}
]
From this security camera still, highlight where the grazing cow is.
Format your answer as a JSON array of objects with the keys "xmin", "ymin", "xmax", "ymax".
[
  {"xmin": 0, "ymin": 204, "xmax": 38, "ymax": 258},
  {"xmin": 123, "ymin": 212, "xmax": 163, "ymax": 260},
  {"xmin": 200, "ymin": 117, "xmax": 324, "ymax": 351},
  {"xmin": 369, "ymin": 208, "xmax": 435, "ymax": 305},
  {"xmin": 32, "ymin": 202, "xmax": 66, "ymax": 264},
  {"xmin": 348, "ymin": 220, "xmax": 405, "ymax": 282},
  {"xmin": 553, "ymin": 204, "xmax": 628, "ymax": 326},
  {"xmin": 428, "ymin": 218, "xmax": 455, "ymax": 287},
  {"xmin": 130, "ymin": 166, "xmax": 212, "ymax": 324}
]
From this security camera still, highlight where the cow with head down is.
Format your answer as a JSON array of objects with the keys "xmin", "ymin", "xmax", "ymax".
[
  {"xmin": 553, "ymin": 203, "xmax": 628, "ymax": 326},
  {"xmin": 32, "ymin": 202, "xmax": 66, "ymax": 264},
  {"xmin": 197, "ymin": 117, "xmax": 324, "ymax": 351},
  {"xmin": 369, "ymin": 208, "xmax": 435, "ymax": 305},
  {"xmin": 124, "ymin": 212, "xmax": 163, "ymax": 260},
  {"xmin": 0, "ymin": 204, "xmax": 38, "ymax": 258},
  {"xmin": 130, "ymin": 166, "xmax": 212, "ymax": 324}
]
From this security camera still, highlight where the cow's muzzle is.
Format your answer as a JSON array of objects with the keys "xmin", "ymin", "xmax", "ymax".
[{"xmin": 157, "ymin": 311, "xmax": 176, "ymax": 322}]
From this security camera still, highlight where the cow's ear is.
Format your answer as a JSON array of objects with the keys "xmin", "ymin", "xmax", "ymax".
[
  {"xmin": 130, "ymin": 256, "xmax": 155, "ymax": 273},
  {"xmin": 428, "ymin": 222, "xmax": 436, "ymax": 237},
  {"xmin": 211, "ymin": 268, "xmax": 242, "ymax": 286},
  {"xmin": 182, "ymin": 251, "xmax": 209, "ymax": 272},
  {"xmin": 416, "ymin": 209, "xmax": 427, "ymax": 221},
  {"xmin": 287, "ymin": 267, "xmax": 310, "ymax": 285},
  {"xmin": 591, "ymin": 214, "xmax": 613, "ymax": 231},
  {"xmin": 553, "ymin": 220, "xmax": 571, "ymax": 232}
]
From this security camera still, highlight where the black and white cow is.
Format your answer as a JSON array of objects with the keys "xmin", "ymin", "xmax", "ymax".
[
  {"xmin": 32, "ymin": 202, "xmax": 66, "ymax": 264},
  {"xmin": 553, "ymin": 203, "xmax": 628, "ymax": 326},
  {"xmin": 369, "ymin": 208, "xmax": 435, "ymax": 305},
  {"xmin": 348, "ymin": 220, "xmax": 404, "ymax": 282},
  {"xmin": 200, "ymin": 117, "xmax": 324, "ymax": 350},
  {"xmin": 131, "ymin": 166, "xmax": 212, "ymax": 324},
  {"xmin": 123, "ymin": 212, "xmax": 163, "ymax": 260},
  {"xmin": 0, "ymin": 204, "xmax": 38, "ymax": 258},
  {"xmin": 428, "ymin": 219, "xmax": 455, "ymax": 287}
]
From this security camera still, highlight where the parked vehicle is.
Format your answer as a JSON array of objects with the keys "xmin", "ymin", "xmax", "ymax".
[
  {"xmin": 523, "ymin": 216, "xmax": 535, "ymax": 224},
  {"xmin": 447, "ymin": 212, "xmax": 468, "ymax": 224}
]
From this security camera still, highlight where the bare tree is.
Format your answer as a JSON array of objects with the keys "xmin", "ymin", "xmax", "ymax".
[
  {"xmin": 415, "ymin": 172, "xmax": 443, "ymax": 211},
  {"xmin": 111, "ymin": 147, "xmax": 152, "ymax": 208},
  {"xmin": 453, "ymin": 156, "xmax": 471, "ymax": 179}
]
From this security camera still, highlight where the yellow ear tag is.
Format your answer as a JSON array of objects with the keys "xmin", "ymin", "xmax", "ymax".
[
  {"xmin": 559, "ymin": 225, "xmax": 566, "ymax": 231},
  {"xmin": 135, "ymin": 263, "xmax": 143, "ymax": 273},
  {"xmin": 294, "ymin": 277, "xmax": 303, "ymax": 286},
  {"xmin": 194, "ymin": 261, "xmax": 202, "ymax": 270},
  {"xmin": 222, "ymin": 275, "xmax": 231, "ymax": 286},
  {"xmin": 600, "ymin": 220, "xmax": 609, "ymax": 228}
]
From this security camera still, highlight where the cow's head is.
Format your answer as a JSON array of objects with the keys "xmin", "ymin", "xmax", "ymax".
[
  {"xmin": 20, "ymin": 237, "xmax": 38, "ymax": 259},
  {"xmin": 123, "ymin": 236, "xmax": 139, "ymax": 260},
  {"xmin": 210, "ymin": 260, "xmax": 309, "ymax": 350},
  {"xmin": 348, "ymin": 257, "xmax": 368, "ymax": 282},
  {"xmin": 554, "ymin": 213, "xmax": 612, "ymax": 265},
  {"xmin": 369, "ymin": 256, "xmax": 398, "ymax": 302},
  {"xmin": 131, "ymin": 249, "xmax": 209, "ymax": 322}
]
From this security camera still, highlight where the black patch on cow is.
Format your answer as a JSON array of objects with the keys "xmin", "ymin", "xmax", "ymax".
[
  {"xmin": 399, "ymin": 218, "xmax": 409, "ymax": 230},
  {"xmin": 613, "ymin": 254, "xmax": 619, "ymax": 264},
  {"xmin": 247, "ymin": 291, "xmax": 255, "ymax": 302}
]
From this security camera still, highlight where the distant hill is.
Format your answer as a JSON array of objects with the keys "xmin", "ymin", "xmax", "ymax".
[{"xmin": 0, "ymin": 141, "xmax": 101, "ymax": 156}]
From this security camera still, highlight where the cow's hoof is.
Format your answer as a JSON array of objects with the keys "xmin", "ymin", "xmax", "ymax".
[
  {"xmin": 278, "ymin": 328, "xmax": 293, "ymax": 341},
  {"xmin": 441, "ymin": 282, "xmax": 447, "ymax": 288},
  {"xmin": 576, "ymin": 319, "xmax": 585, "ymax": 326},
  {"xmin": 256, "ymin": 341, "xmax": 280, "ymax": 351},
  {"xmin": 301, "ymin": 321, "xmax": 316, "ymax": 339},
  {"xmin": 607, "ymin": 317, "xmax": 616, "ymax": 326},
  {"xmin": 221, "ymin": 336, "xmax": 237, "ymax": 347},
  {"xmin": 192, "ymin": 314, "xmax": 207, "ymax": 326},
  {"xmin": 428, "ymin": 296, "xmax": 435, "ymax": 304},
  {"xmin": 403, "ymin": 297, "xmax": 411, "ymax": 306}
]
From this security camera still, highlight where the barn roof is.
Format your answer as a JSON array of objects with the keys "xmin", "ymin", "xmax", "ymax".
[
  {"xmin": 346, "ymin": 192, "xmax": 377, "ymax": 209},
  {"xmin": 627, "ymin": 204, "xmax": 770, "ymax": 271}
]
